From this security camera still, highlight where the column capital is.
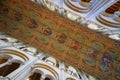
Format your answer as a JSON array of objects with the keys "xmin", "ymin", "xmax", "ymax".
[{"xmin": 40, "ymin": 74, "xmax": 46, "ymax": 80}]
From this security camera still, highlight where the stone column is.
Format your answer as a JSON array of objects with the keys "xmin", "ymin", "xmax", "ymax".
[
  {"xmin": 59, "ymin": 0, "xmax": 64, "ymax": 16},
  {"xmin": 59, "ymin": 62, "xmax": 65, "ymax": 80},
  {"xmin": 0, "ymin": 59, "xmax": 14, "ymax": 68},
  {"xmin": 113, "ymin": 11, "xmax": 120, "ymax": 22}
]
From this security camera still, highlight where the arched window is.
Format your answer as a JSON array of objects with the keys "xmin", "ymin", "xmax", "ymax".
[
  {"xmin": 45, "ymin": 77, "xmax": 51, "ymax": 80},
  {"xmin": 0, "ymin": 62, "xmax": 20, "ymax": 76},
  {"xmin": 27, "ymin": 72, "xmax": 41, "ymax": 80},
  {"xmin": 0, "ymin": 58, "xmax": 8, "ymax": 64}
]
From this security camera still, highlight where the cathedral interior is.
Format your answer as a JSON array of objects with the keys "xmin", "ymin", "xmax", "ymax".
[{"xmin": 0, "ymin": 0, "xmax": 120, "ymax": 80}]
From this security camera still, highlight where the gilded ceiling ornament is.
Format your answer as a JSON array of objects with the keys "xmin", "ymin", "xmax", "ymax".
[
  {"xmin": 41, "ymin": 26, "xmax": 52, "ymax": 36},
  {"xmin": 26, "ymin": 18, "xmax": 38, "ymax": 28},
  {"xmin": 56, "ymin": 33, "xmax": 67, "ymax": 44},
  {"xmin": 13, "ymin": 11, "xmax": 23, "ymax": 21}
]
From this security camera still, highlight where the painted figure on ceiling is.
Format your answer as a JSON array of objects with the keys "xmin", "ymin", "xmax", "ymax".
[
  {"xmin": 83, "ymin": 42, "xmax": 103, "ymax": 66},
  {"xmin": 56, "ymin": 33, "xmax": 67, "ymax": 44},
  {"xmin": 100, "ymin": 50, "xmax": 117, "ymax": 73},
  {"xmin": 26, "ymin": 18, "xmax": 38, "ymax": 28},
  {"xmin": 14, "ymin": 11, "xmax": 23, "ymax": 21},
  {"xmin": 41, "ymin": 26, "xmax": 52, "ymax": 36},
  {"xmin": 1, "ymin": 7, "xmax": 9, "ymax": 15},
  {"xmin": 70, "ymin": 40, "xmax": 80, "ymax": 50},
  {"xmin": 83, "ymin": 48, "xmax": 97, "ymax": 66}
]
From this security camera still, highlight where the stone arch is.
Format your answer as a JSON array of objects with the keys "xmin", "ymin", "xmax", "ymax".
[
  {"xmin": 66, "ymin": 78, "xmax": 76, "ymax": 80},
  {"xmin": 0, "ymin": 49, "xmax": 29, "ymax": 62},
  {"xmin": 33, "ymin": 63, "xmax": 59, "ymax": 80},
  {"xmin": 45, "ymin": 74, "xmax": 55, "ymax": 80},
  {"xmin": 33, "ymin": 68, "xmax": 44, "ymax": 75},
  {"xmin": 0, "ymin": 54, "xmax": 12, "ymax": 60},
  {"xmin": 0, "ymin": 51, "xmax": 25, "ymax": 65},
  {"xmin": 27, "ymin": 72, "xmax": 42, "ymax": 80},
  {"xmin": 0, "ymin": 51, "xmax": 24, "ymax": 77}
]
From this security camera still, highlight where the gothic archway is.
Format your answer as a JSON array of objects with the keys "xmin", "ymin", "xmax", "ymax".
[{"xmin": 0, "ymin": 62, "xmax": 20, "ymax": 77}]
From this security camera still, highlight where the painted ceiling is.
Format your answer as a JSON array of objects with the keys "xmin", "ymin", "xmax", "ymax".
[{"xmin": 0, "ymin": 0, "xmax": 120, "ymax": 80}]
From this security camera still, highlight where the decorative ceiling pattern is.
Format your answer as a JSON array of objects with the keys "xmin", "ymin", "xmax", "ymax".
[
  {"xmin": 96, "ymin": 0, "xmax": 120, "ymax": 28},
  {"xmin": 0, "ymin": 0, "xmax": 120, "ymax": 80}
]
